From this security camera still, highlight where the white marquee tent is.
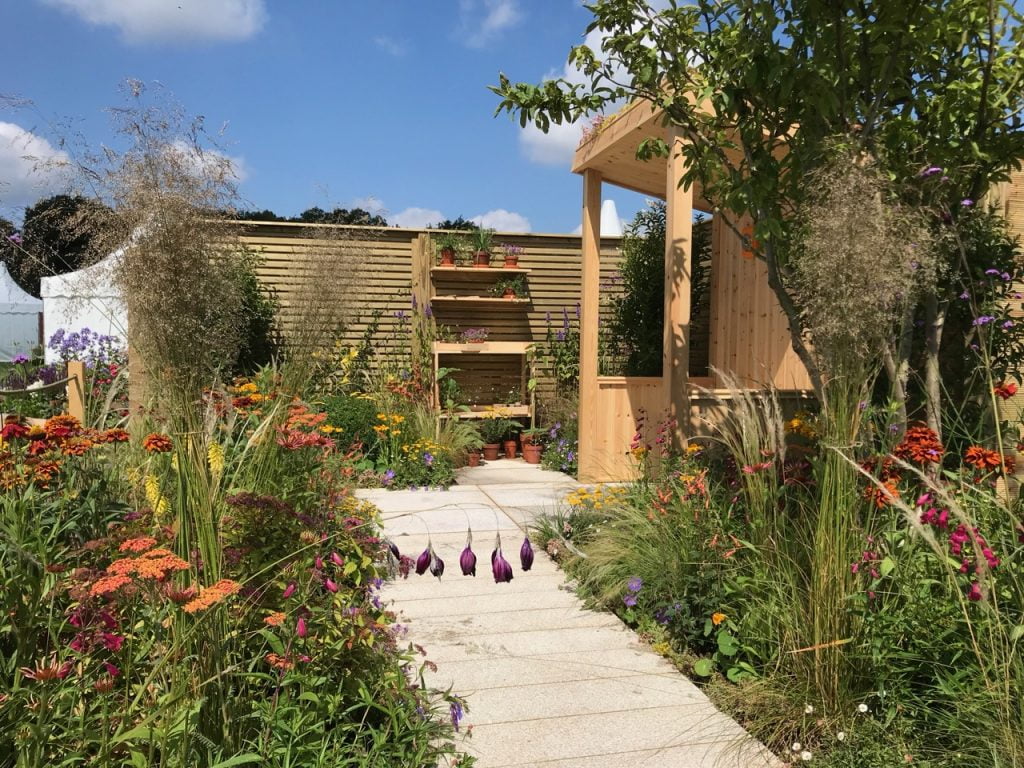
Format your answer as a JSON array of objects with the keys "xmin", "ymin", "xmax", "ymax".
[
  {"xmin": 40, "ymin": 252, "xmax": 127, "ymax": 362},
  {"xmin": 0, "ymin": 262, "xmax": 43, "ymax": 361}
]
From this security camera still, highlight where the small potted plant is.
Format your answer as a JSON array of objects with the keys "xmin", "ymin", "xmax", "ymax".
[
  {"xmin": 461, "ymin": 327, "xmax": 488, "ymax": 344},
  {"xmin": 502, "ymin": 420, "xmax": 521, "ymax": 459},
  {"xmin": 521, "ymin": 427, "xmax": 546, "ymax": 464},
  {"xmin": 478, "ymin": 416, "xmax": 508, "ymax": 461},
  {"xmin": 465, "ymin": 425, "xmax": 484, "ymax": 467},
  {"xmin": 435, "ymin": 232, "xmax": 464, "ymax": 267},
  {"xmin": 500, "ymin": 242, "xmax": 524, "ymax": 268},
  {"xmin": 490, "ymin": 275, "xmax": 528, "ymax": 300},
  {"xmin": 471, "ymin": 228, "xmax": 495, "ymax": 268}
]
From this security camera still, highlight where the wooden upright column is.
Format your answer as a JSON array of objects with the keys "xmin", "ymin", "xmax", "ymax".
[
  {"xmin": 665, "ymin": 127, "xmax": 693, "ymax": 438},
  {"xmin": 578, "ymin": 170, "xmax": 602, "ymax": 482}
]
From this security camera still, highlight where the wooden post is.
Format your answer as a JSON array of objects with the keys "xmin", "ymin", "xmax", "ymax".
[
  {"xmin": 66, "ymin": 360, "xmax": 86, "ymax": 424},
  {"xmin": 578, "ymin": 170, "xmax": 602, "ymax": 481},
  {"xmin": 665, "ymin": 126, "xmax": 693, "ymax": 440}
]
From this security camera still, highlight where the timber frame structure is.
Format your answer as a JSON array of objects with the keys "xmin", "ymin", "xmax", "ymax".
[{"xmin": 573, "ymin": 100, "xmax": 813, "ymax": 482}]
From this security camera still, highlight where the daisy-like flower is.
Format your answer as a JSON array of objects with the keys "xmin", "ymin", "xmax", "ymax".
[
  {"xmin": 142, "ymin": 433, "xmax": 173, "ymax": 453},
  {"xmin": 857, "ymin": 703, "xmax": 869, "ymax": 713},
  {"xmin": 964, "ymin": 445, "xmax": 1002, "ymax": 472}
]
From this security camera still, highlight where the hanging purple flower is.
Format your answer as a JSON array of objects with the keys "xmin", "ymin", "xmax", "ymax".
[
  {"xmin": 491, "ymin": 548, "xmax": 514, "ymax": 583},
  {"xmin": 416, "ymin": 547, "xmax": 432, "ymax": 575},
  {"xmin": 430, "ymin": 553, "xmax": 445, "ymax": 579},
  {"xmin": 460, "ymin": 529, "xmax": 477, "ymax": 576},
  {"xmin": 961, "ymin": 198, "xmax": 974, "ymax": 207},
  {"xmin": 520, "ymin": 537, "xmax": 534, "ymax": 571},
  {"xmin": 388, "ymin": 541, "xmax": 401, "ymax": 560}
]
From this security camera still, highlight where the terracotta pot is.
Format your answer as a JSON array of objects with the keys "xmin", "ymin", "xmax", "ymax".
[
  {"xmin": 467, "ymin": 450, "xmax": 481, "ymax": 467},
  {"xmin": 503, "ymin": 254, "xmax": 519, "ymax": 268},
  {"xmin": 520, "ymin": 433, "xmax": 535, "ymax": 447},
  {"xmin": 473, "ymin": 250, "xmax": 491, "ymax": 268},
  {"xmin": 439, "ymin": 248, "xmax": 456, "ymax": 267},
  {"xmin": 503, "ymin": 439, "xmax": 518, "ymax": 459},
  {"xmin": 482, "ymin": 443, "xmax": 500, "ymax": 461},
  {"xmin": 523, "ymin": 443, "xmax": 543, "ymax": 464},
  {"xmin": 503, "ymin": 288, "xmax": 516, "ymax": 299}
]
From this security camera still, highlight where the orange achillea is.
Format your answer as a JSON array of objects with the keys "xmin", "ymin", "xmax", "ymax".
[
  {"xmin": 142, "ymin": 433, "xmax": 173, "ymax": 453},
  {"xmin": 264, "ymin": 611, "xmax": 286, "ymax": 627},
  {"xmin": 119, "ymin": 537, "xmax": 157, "ymax": 553},
  {"xmin": 965, "ymin": 445, "xmax": 1003, "ymax": 472},
  {"xmin": 182, "ymin": 579, "xmax": 242, "ymax": 614},
  {"xmin": 265, "ymin": 652, "xmax": 293, "ymax": 671},
  {"xmin": 90, "ymin": 575, "xmax": 132, "ymax": 597},
  {"xmin": 107, "ymin": 549, "xmax": 189, "ymax": 581}
]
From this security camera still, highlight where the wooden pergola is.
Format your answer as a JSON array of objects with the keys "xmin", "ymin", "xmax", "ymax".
[{"xmin": 573, "ymin": 101, "xmax": 812, "ymax": 482}]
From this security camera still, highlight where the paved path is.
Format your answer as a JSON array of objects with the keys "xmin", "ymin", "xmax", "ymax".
[{"xmin": 360, "ymin": 462, "xmax": 779, "ymax": 768}]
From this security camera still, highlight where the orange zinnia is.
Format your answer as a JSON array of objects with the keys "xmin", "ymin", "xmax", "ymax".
[
  {"xmin": 711, "ymin": 612, "xmax": 727, "ymax": 626},
  {"xmin": 893, "ymin": 425, "xmax": 943, "ymax": 464},
  {"xmin": 264, "ymin": 612, "xmax": 286, "ymax": 627},
  {"xmin": 964, "ymin": 445, "xmax": 1002, "ymax": 472},
  {"xmin": 142, "ymin": 433, "xmax": 173, "ymax": 453}
]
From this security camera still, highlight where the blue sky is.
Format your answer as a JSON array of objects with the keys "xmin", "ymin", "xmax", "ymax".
[{"xmin": 1, "ymin": 0, "xmax": 647, "ymax": 233}]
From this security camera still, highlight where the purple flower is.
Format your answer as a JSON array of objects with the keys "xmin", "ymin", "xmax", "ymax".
[
  {"xmin": 423, "ymin": 452, "xmax": 434, "ymax": 466},
  {"xmin": 1003, "ymin": 320, "xmax": 1015, "ymax": 329},
  {"xmin": 416, "ymin": 548, "xmax": 432, "ymax": 575},
  {"xmin": 623, "ymin": 594, "xmax": 638, "ymax": 607},
  {"xmin": 450, "ymin": 700, "xmax": 464, "ymax": 731},
  {"xmin": 381, "ymin": 469, "xmax": 395, "ymax": 486},
  {"xmin": 520, "ymin": 537, "xmax": 534, "ymax": 571},
  {"xmin": 985, "ymin": 269, "xmax": 1001, "ymax": 276},
  {"xmin": 394, "ymin": 310, "xmax": 407, "ymax": 320},
  {"xmin": 973, "ymin": 316, "xmax": 995, "ymax": 326},
  {"xmin": 961, "ymin": 198, "xmax": 974, "ymax": 207},
  {"xmin": 388, "ymin": 541, "xmax": 401, "ymax": 559},
  {"xmin": 11, "ymin": 353, "xmax": 29, "ymax": 364},
  {"xmin": 627, "ymin": 576, "xmax": 643, "ymax": 593},
  {"xmin": 324, "ymin": 578, "xmax": 339, "ymax": 593},
  {"xmin": 425, "ymin": 305, "xmax": 433, "ymax": 317},
  {"xmin": 7, "ymin": 233, "xmax": 23, "ymax": 245},
  {"xmin": 1002, "ymin": 272, "xmax": 1012, "ymax": 281},
  {"xmin": 920, "ymin": 166, "xmax": 943, "ymax": 177},
  {"xmin": 960, "ymin": 290, "xmax": 970, "ymax": 300},
  {"xmin": 430, "ymin": 553, "xmax": 445, "ymax": 579},
  {"xmin": 491, "ymin": 548, "xmax": 514, "ymax": 583},
  {"xmin": 460, "ymin": 545, "xmax": 477, "ymax": 576}
]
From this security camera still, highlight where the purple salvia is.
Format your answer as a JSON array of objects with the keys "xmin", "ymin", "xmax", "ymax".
[{"xmin": 416, "ymin": 547, "xmax": 432, "ymax": 576}]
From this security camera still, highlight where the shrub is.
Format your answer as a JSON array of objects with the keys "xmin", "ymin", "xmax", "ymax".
[{"xmin": 322, "ymin": 392, "xmax": 380, "ymax": 453}]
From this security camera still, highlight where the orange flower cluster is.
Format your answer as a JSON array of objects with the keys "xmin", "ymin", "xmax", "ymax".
[
  {"xmin": 45, "ymin": 414, "xmax": 82, "ymax": 442},
  {"xmin": 864, "ymin": 478, "xmax": 901, "ymax": 509},
  {"xmin": 182, "ymin": 579, "xmax": 242, "ymax": 614},
  {"xmin": 90, "ymin": 575, "xmax": 133, "ymax": 597},
  {"xmin": 263, "ymin": 611, "xmax": 286, "ymax": 627},
  {"xmin": 119, "ymin": 536, "xmax": 158, "ymax": 553},
  {"xmin": 61, "ymin": 437, "xmax": 94, "ymax": 456},
  {"xmin": 265, "ymin": 652, "xmax": 294, "ymax": 671},
  {"xmin": 964, "ymin": 445, "xmax": 1003, "ymax": 472},
  {"xmin": 994, "ymin": 381, "xmax": 1018, "ymax": 400},
  {"xmin": 106, "ymin": 548, "xmax": 190, "ymax": 581},
  {"xmin": 93, "ymin": 428, "xmax": 130, "ymax": 444},
  {"xmin": 142, "ymin": 433, "xmax": 173, "ymax": 453},
  {"xmin": 894, "ymin": 426, "xmax": 943, "ymax": 464},
  {"xmin": 275, "ymin": 404, "xmax": 335, "ymax": 451}
]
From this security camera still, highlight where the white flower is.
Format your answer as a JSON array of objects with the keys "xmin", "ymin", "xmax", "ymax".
[
  {"xmin": 804, "ymin": 704, "xmax": 814, "ymax": 714},
  {"xmin": 791, "ymin": 742, "xmax": 802, "ymax": 752},
  {"xmin": 837, "ymin": 731, "xmax": 846, "ymax": 742},
  {"xmin": 857, "ymin": 703, "xmax": 869, "ymax": 713},
  {"xmin": 801, "ymin": 750, "xmax": 813, "ymax": 762},
  {"xmin": 27, "ymin": 379, "xmax": 44, "ymax": 390}
]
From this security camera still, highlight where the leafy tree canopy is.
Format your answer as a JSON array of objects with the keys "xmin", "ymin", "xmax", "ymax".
[
  {"xmin": 429, "ymin": 216, "xmax": 479, "ymax": 231},
  {"xmin": 234, "ymin": 206, "xmax": 388, "ymax": 227}
]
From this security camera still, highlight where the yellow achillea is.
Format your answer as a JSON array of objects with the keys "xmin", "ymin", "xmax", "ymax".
[{"xmin": 207, "ymin": 442, "xmax": 225, "ymax": 476}]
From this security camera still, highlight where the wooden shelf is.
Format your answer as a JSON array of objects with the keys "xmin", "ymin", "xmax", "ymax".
[
  {"xmin": 433, "ymin": 341, "xmax": 534, "ymax": 355},
  {"xmin": 439, "ymin": 405, "xmax": 532, "ymax": 420},
  {"xmin": 431, "ymin": 295, "xmax": 530, "ymax": 305},
  {"xmin": 431, "ymin": 266, "xmax": 531, "ymax": 278}
]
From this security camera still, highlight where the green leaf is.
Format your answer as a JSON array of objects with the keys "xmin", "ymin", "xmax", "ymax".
[
  {"xmin": 717, "ymin": 631, "xmax": 740, "ymax": 657},
  {"xmin": 879, "ymin": 556, "xmax": 895, "ymax": 578},
  {"xmin": 693, "ymin": 658, "xmax": 715, "ymax": 677},
  {"xmin": 209, "ymin": 756, "xmax": 264, "ymax": 768}
]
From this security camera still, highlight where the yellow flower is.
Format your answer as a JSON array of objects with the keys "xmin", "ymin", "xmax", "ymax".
[
  {"xmin": 145, "ymin": 473, "xmax": 169, "ymax": 519},
  {"xmin": 711, "ymin": 612, "xmax": 727, "ymax": 626},
  {"xmin": 207, "ymin": 442, "xmax": 225, "ymax": 476}
]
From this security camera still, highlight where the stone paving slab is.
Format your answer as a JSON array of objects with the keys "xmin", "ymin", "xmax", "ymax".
[{"xmin": 368, "ymin": 469, "xmax": 780, "ymax": 768}]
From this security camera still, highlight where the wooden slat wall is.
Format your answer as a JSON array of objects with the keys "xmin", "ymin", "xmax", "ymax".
[{"xmin": 710, "ymin": 215, "xmax": 812, "ymax": 390}]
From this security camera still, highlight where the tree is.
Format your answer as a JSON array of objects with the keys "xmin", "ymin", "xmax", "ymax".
[
  {"xmin": 4, "ymin": 195, "xmax": 111, "ymax": 296},
  {"xmin": 492, "ymin": 0, "xmax": 1024, "ymax": 424},
  {"xmin": 294, "ymin": 206, "xmax": 387, "ymax": 227},
  {"xmin": 429, "ymin": 216, "xmax": 478, "ymax": 231}
]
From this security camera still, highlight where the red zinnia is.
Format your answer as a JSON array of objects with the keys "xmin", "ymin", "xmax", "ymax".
[
  {"xmin": 894, "ymin": 425, "xmax": 944, "ymax": 464},
  {"xmin": 994, "ymin": 381, "xmax": 1018, "ymax": 400},
  {"xmin": 142, "ymin": 433, "xmax": 173, "ymax": 453},
  {"xmin": 964, "ymin": 445, "xmax": 1003, "ymax": 472}
]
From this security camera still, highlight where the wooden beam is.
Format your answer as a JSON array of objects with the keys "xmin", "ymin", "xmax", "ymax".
[
  {"xmin": 665, "ymin": 126, "xmax": 693, "ymax": 439},
  {"xmin": 578, "ymin": 170, "xmax": 602, "ymax": 482},
  {"xmin": 66, "ymin": 360, "xmax": 86, "ymax": 425}
]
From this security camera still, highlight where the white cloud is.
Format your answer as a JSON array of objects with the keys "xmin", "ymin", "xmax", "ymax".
[
  {"xmin": 458, "ymin": 0, "xmax": 522, "ymax": 48},
  {"xmin": 169, "ymin": 139, "xmax": 248, "ymax": 183},
  {"xmin": 471, "ymin": 208, "xmax": 531, "ymax": 232},
  {"xmin": 392, "ymin": 207, "xmax": 445, "ymax": 229},
  {"xmin": 519, "ymin": 120, "xmax": 584, "ymax": 167},
  {"xmin": 40, "ymin": 0, "xmax": 267, "ymax": 44},
  {"xmin": 0, "ymin": 122, "xmax": 71, "ymax": 214},
  {"xmin": 373, "ymin": 35, "xmax": 407, "ymax": 57},
  {"xmin": 351, "ymin": 196, "xmax": 387, "ymax": 216}
]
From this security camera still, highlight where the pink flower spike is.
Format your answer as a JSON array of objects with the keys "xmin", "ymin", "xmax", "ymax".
[
  {"xmin": 967, "ymin": 582, "xmax": 983, "ymax": 601},
  {"xmin": 103, "ymin": 662, "xmax": 120, "ymax": 678},
  {"xmin": 331, "ymin": 552, "xmax": 344, "ymax": 567},
  {"xmin": 915, "ymin": 492, "xmax": 932, "ymax": 507},
  {"xmin": 324, "ymin": 578, "xmax": 338, "ymax": 593},
  {"xmin": 314, "ymin": 556, "xmax": 324, "ymax": 570},
  {"xmin": 282, "ymin": 582, "xmax": 297, "ymax": 599},
  {"xmin": 297, "ymin": 617, "xmax": 308, "ymax": 638}
]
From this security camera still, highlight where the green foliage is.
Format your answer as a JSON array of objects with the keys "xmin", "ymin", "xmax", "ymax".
[
  {"xmin": 429, "ymin": 216, "xmax": 478, "ymax": 231},
  {"xmin": 489, "ymin": 274, "xmax": 528, "ymax": 297},
  {"xmin": 540, "ymin": 418, "xmax": 577, "ymax": 476},
  {"xmin": 233, "ymin": 251, "xmax": 281, "ymax": 375},
  {"xmin": 322, "ymin": 392, "xmax": 380, "ymax": 453},
  {"xmin": 234, "ymin": 207, "xmax": 388, "ymax": 227},
  {"xmin": 470, "ymin": 228, "xmax": 494, "ymax": 252}
]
